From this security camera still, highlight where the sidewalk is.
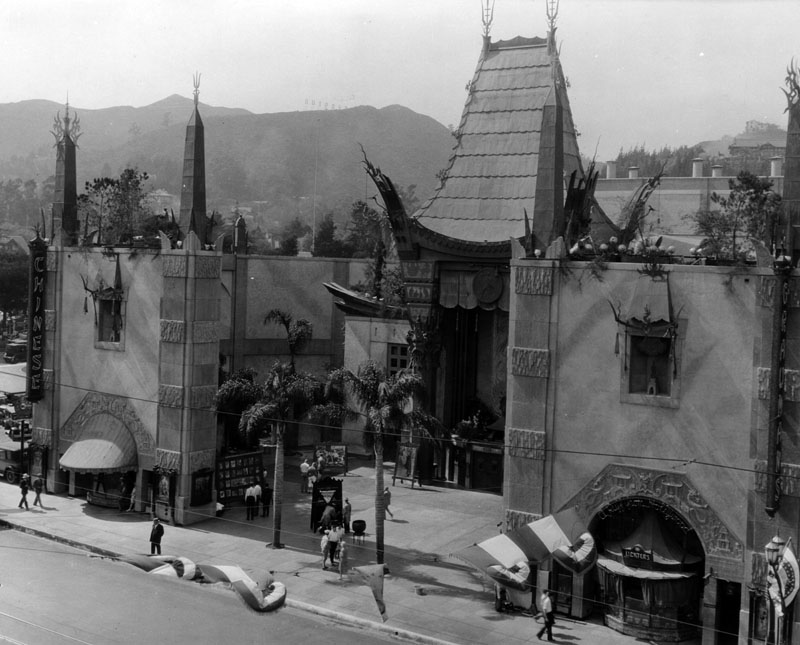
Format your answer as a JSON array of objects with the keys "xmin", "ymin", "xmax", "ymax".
[{"xmin": 0, "ymin": 455, "xmax": 648, "ymax": 645}]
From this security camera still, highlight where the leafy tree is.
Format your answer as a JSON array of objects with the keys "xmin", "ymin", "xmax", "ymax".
[
  {"xmin": 79, "ymin": 177, "xmax": 118, "ymax": 245},
  {"xmin": 344, "ymin": 201, "xmax": 384, "ymax": 258},
  {"xmin": 326, "ymin": 362, "xmax": 431, "ymax": 564},
  {"xmin": 312, "ymin": 212, "xmax": 349, "ymax": 258},
  {"xmin": 278, "ymin": 236, "xmax": 298, "ymax": 256},
  {"xmin": 78, "ymin": 168, "xmax": 155, "ymax": 245},
  {"xmin": 692, "ymin": 171, "xmax": 782, "ymax": 261},
  {"xmin": 0, "ymin": 249, "xmax": 28, "ymax": 330},
  {"xmin": 215, "ymin": 368, "xmax": 262, "ymax": 450},
  {"xmin": 615, "ymin": 144, "xmax": 705, "ymax": 177}
]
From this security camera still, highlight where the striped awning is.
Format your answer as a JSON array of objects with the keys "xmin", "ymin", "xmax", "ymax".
[
  {"xmin": 453, "ymin": 507, "xmax": 597, "ymax": 577},
  {"xmin": 59, "ymin": 413, "xmax": 137, "ymax": 474}
]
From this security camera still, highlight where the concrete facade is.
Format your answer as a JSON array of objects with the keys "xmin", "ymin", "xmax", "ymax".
[{"xmin": 506, "ymin": 258, "xmax": 800, "ymax": 643}]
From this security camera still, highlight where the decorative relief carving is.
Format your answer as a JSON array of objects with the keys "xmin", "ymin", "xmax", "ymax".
[
  {"xmin": 60, "ymin": 391, "xmax": 154, "ymax": 456},
  {"xmin": 43, "ymin": 369, "xmax": 54, "ymax": 391},
  {"xmin": 784, "ymin": 369, "xmax": 800, "ymax": 402},
  {"xmin": 162, "ymin": 256, "xmax": 187, "ymax": 277},
  {"xmin": 505, "ymin": 508, "xmax": 539, "ymax": 532},
  {"xmin": 191, "ymin": 385, "xmax": 218, "ymax": 410},
  {"xmin": 755, "ymin": 460, "xmax": 800, "ymax": 497},
  {"xmin": 159, "ymin": 385, "xmax": 184, "ymax": 408},
  {"xmin": 160, "ymin": 320, "xmax": 185, "ymax": 343},
  {"xmin": 790, "ymin": 279, "xmax": 800, "ymax": 308},
  {"xmin": 402, "ymin": 261, "xmax": 436, "ymax": 282},
  {"xmin": 190, "ymin": 449, "xmax": 216, "ymax": 471},
  {"xmin": 515, "ymin": 266, "xmax": 553, "ymax": 295},
  {"xmin": 405, "ymin": 284, "xmax": 434, "ymax": 303},
  {"xmin": 757, "ymin": 368, "xmax": 770, "ymax": 399},
  {"xmin": 194, "ymin": 256, "xmax": 220, "ymax": 279},
  {"xmin": 759, "ymin": 277, "xmax": 776, "ymax": 307},
  {"xmin": 511, "ymin": 347, "xmax": 550, "ymax": 378},
  {"xmin": 567, "ymin": 463, "xmax": 743, "ymax": 561},
  {"xmin": 45, "ymin": 309, "xmax": 56, "ymax": 332},
  {"xmin": 155, "ymin": 449, "xmax": 181, "ymax": 473},
  {"xmin": 192, "ymin": 321, "xmax": 218, "ymax": 343},
  {"xmin": 508, "ymin": 428, "xmax": 545, "ymax": 459},
  {"xmin": 32, "ymin": 426, "xmax": 53, "ymax": 445},
  {"xmin": 46, "ymin": 250, "xmax": 58, "ymax": 272}
]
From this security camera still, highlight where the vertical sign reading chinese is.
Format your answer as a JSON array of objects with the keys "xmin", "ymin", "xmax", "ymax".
[{"xmin": 27, "ymin": 236, "xmax": 47, "ymax": 401}]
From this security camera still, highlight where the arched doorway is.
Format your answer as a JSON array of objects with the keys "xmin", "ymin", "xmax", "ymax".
[{"xmin": 590, "ymin": 497, "xmax": 704, "ymax": 642}]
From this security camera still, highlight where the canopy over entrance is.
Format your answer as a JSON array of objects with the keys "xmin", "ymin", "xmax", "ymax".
[
  {"xmin": 59, "ymin": 413, "xmax": 137, "ymax": 474},
  {"xmin": 602, "ymin": 510, "xmax": 701, "ymax": 573},
  {"xmin": 453, "ymin": 506, "xmax": 597, "ymax": 576}
]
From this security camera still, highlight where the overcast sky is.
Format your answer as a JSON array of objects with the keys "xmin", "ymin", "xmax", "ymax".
[{"xmin": 1, "ymin": 0, "xmax": 796, "ymax": 161}]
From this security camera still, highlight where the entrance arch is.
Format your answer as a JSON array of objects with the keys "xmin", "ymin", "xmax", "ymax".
[{"xmin": 590, "ymin": 497, "xmax": 704, "ymax": 641}]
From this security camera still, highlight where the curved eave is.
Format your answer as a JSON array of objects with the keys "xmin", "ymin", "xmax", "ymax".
[{"xmin": 407, "ymin": 217, "xmax": 512, "ymax": 260}]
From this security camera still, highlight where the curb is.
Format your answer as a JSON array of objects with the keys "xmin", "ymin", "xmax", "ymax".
[
  {"xmin": 1, "ymin": 519, "xmax": 456, "ymax": 645},
  {"xmin": 288, "ymin": 599, "xmax": 459, "ymax": 645}
]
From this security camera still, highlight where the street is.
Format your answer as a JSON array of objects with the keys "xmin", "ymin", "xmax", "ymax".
[{"xmin": 0, "ymin": 528, "xmax": 398, "ymax": 645}]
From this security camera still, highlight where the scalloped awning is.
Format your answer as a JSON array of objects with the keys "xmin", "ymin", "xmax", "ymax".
[{"xmin": 59, "ymin": 413, "xmax": 137, "ymax": 474}]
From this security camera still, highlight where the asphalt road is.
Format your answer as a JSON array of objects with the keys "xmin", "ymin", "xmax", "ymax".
[{"xmin": 0, "ymin": 528, "xmax": 398, "ymax": 645}]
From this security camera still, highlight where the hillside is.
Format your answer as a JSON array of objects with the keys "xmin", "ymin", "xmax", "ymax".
[{"xmin": 0, "ymin": 97, "xmax": 454, "ymax": 230}]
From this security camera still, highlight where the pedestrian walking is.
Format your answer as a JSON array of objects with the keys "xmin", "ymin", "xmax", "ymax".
[
  {"xmin": 536, "ymin": 589, "xmax": 555, "ymax": 641},
  {"xmin": 328, "ymin": 523, "xmax": 343, "ymax": 566},
  {"xmin": 307, "ymin": 463, "xmax": 317, "ymax": 492},
  {"xmin": 149, "ymin": 518, "xmax": 165, "ymax": 555},
  {"xmin": 383, "ymin": 487, "xmax": 394, "ymax": 518},
  {"xmin": 127, "ymin": 485, "xmax": 136, "ymax": 512},
  {"xmin": 33, "ymin": 477, "xmax": 44, "ymax": 507},
  {"xmin": 337, "ymin": 539, "xmax": 349, "ymax": 580},
  {"xmin": 18, "ymin": 474, "xmax": 30, "ymax": 509},
  {"xmin": 343, "ymin": 498, "xmax": 352, "ymax": 533},
  {"xmin": 300, "ymin": 458, "xmax": 310, "ymax": 493},
  {"xmin": 261, "ymin": 482, "xmax": 272, "ymax": 517},
  {"xmin": 321, "ymin": 530, "xmax": 331, "ymax": 570},
  {"xmin": 245, "ymin": 482, "xmax": 257, "ymax": 521},
  {"xmin": 252, "ymin": 480, "xmax": 262, "ymax": 518}
]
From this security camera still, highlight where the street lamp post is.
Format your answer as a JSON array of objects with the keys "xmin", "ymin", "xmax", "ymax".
[{"xmin": 765, "ymin": 536, "xmax": 787, "ymax": 645}]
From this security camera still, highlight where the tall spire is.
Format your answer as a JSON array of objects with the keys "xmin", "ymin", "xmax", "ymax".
[
  {"xmin": 51, "ymin": 98, "xmax": 80, "ymax": 245},
  {"xmin": 179, "ymin": 73, "xmax": 208, "ymax": 244}
]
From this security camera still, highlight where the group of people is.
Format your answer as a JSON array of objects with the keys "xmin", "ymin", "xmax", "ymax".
[
  {"xmin": 320, "ymin": 523, "xmax": 349, "ymax": 579},
  {"xmin": 244, "ymin": 469, "xmax": 272, "ymax": 521},
  {"xmin": 17, "ymin": 473, "xmax": 43, "ymax": 509}
]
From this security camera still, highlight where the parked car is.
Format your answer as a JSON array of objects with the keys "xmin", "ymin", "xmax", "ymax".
[
  {"xmin": 7, "ymin": 422, "xmax": 31, "ymax": 442},
  {"xmin": 0, "ymin": 446, "xmax": 27, "ymax": 485},
  {"xmin": 3, "ymin": 340, "xmax": 26, "ymax": 364}
]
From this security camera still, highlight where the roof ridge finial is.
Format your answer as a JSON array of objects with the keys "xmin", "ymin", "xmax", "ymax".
[
  {"xmin": 481, "ymin": 0, "xmax": 495, "ymax": 38},
  {"xmin": 547, "ymin": 0, "xmax": 559, "ymax": 31},
  {"xmin": 193, "ymin": 72, "xmax": 201, "ymax": 107}
]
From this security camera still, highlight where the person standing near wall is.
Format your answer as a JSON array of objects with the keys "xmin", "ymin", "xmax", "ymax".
[
  {"xmin": 343, "ymin": 498, "xmax": 352, "ymax": 533},
  {"xmin": 149, "ymin": 519, "xmax": 164, "ymax": 555},
  {"xmin": 300, "ymin": 458, "xmax": 310, "ymax": 493}
]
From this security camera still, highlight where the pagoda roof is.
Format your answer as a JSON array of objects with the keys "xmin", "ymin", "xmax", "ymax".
[{"xmin": 411, "ymin": 33, "xmax": 583, "ymax": 245}]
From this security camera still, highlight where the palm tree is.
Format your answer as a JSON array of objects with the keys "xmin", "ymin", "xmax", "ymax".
[
  {"xmin": 264, "ymin": 309, "xmax": 313, "ymax": 371},
  {"xmin": 241, "ymin": 361, "xmax": 324, "ymax": 548},
  {"xmin": 327, "ymin": 361, "xmax": 431, "ymax": 564}
]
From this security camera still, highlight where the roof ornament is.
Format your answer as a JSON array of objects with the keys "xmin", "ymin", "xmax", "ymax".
[
  {"xmin": 546, "ymin": 0, "xmax": 559, "ymax": 32},
  {"xmin": 784, "ymin": 59, "xmax": 800, "ymax": 112},
  {"xmin": 481, "ymin": 0, "xmax": 494, "ymax": 38},
  {"xmin": 193, "ymin": 72, "xmax": 201, "ymax": 107},
  {"xmin": 51, "ymin": 95, "xmax": 82, "ymax": 145}
]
